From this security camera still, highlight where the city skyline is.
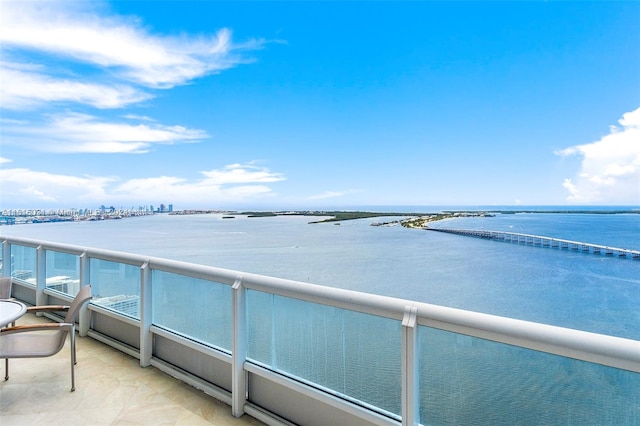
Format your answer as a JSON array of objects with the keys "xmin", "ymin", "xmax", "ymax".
[{"xmin": 1, "ymin": 1, "xmax": 639, "ymax": 210}]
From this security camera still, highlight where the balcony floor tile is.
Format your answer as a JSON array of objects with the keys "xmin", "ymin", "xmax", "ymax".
[{"xmin": 0, "ymin": 312, "xmax": 264, "ymax": 426}]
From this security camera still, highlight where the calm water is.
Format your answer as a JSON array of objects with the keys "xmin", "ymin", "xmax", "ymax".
[{"xmin": 2, "ymin": 211, "xmax": 638, "ymax": 338}]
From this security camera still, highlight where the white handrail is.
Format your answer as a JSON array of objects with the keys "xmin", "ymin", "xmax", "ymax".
[{"xmin": 2, "ymin": 235, "xmax": 639, "ymax": 373}]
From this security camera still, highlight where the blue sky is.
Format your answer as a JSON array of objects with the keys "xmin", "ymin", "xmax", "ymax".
[{"xmin": 1, "ymin": 1, "xmax": 639, "ymax": 210}]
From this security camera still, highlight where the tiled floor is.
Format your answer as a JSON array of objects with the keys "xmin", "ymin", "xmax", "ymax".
[{"xmin": 0, "ymin": 312, "xmax": 265, "ymax": 426}]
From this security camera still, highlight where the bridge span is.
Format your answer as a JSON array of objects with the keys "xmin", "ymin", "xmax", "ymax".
[{"xmin": 426, "ymin": 227, "xmax": 640, "ymax": 260}]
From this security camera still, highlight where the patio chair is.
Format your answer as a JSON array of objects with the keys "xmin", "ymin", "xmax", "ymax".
[
  {"xmin": 0, "ymin": 277, "xmax": 12, "ymax": 299},
  {"xmin": 0, "ymin": 285, "xmax": 92, "ymax": 391}
]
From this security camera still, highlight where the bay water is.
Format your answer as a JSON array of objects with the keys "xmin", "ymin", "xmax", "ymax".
[{"xmin": 3, "ymin": 211, "xmax": 638, "ymax": 338}]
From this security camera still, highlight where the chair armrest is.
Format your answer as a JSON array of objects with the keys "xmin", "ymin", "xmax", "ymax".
[
  {"xmin": 27, "ymin": 305, "xmax": 70, "ymax": 313},
  {"xmin": 1, "ymin": 322, "xmax": 72, "ymax": 335}
]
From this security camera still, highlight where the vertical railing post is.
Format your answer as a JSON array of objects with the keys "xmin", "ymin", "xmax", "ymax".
[
  {"xmin": 402, "ymin": 305, "xmax": 419, "ymax": 426},
  {"xmin": 1, "ymin": 240, "xmax": 10, "ymax": 277},
  {"xmin": 35, "ymin": 245, "xmax": 46, "ymax": 309},
  {"xmin": 140, "ymin": 260, "xmax": 152, "ymax": 367},
  {"xmin": 79, "ymin": 251, "xmax": 90, "ymax": 287},
  {"xmin": 78, "ymin": 252, "xmax": 91, "ymax": 336},
  {"xmin": 232, "ymin": 276, "xmax": 247, "ymax": 417}
]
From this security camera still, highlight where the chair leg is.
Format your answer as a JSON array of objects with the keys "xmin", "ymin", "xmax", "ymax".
[
  {"xmin": 70, "ymin": 328, "xmax": 76, "ymax": 391},
  {"xmin": 5, "ymin": 323, "xmax": 15, "ymax": 381},
  {"xmin": 72, "ymin": 332, "xmax": 77, "ymax": 365}
]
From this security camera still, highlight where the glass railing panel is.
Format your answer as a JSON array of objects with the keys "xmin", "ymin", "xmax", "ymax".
[
  {"xmin": 90, "ymin": 258, "xmax": 141, "ymax": 319},
  {"xmin": 247, "ymin": 290, "xmax": 402, "ymax": 416},
  {"xmin": 151, "ymin": 270, "xmax": 232, "ymax": 351},
  {"xmin": 8, "ymin": 244, "xmax": 36, "ymax": 285},
  {"xmin": 45, "ymin": 250, "xmax": 80, "ymax": 295},
  {"xmin": 418, "ymin": 327, "xmax": 640, "ymax": 425}
]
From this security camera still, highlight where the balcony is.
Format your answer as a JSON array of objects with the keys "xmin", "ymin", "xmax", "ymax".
[
  {"xmin": 0, "ymin": 311, "xmax": 262, "ymax": 426},
  {"xmin": 1, "ymin": 236, "xmax": 639, "ymax": 425}
]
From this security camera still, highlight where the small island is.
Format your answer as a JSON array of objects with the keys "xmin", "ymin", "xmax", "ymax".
[
  {"xmin": 239, "ymin": 210, "xmax": 493, "ymax": 226},
  {"xmin": 373, "ymin": 212, "xmax": 494, "ymax": 228}
]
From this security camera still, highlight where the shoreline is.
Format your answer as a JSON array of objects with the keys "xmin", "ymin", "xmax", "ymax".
[{"xmin": 1, "ymin": 208, "xmax": 638, "ymax": 227}]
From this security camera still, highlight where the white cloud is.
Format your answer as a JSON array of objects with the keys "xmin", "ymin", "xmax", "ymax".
[
  {"xmin": 201, "ymin": 163, "xmax": 286, "ymax": 184},
  {"xmin": 308, "ymin": 191, "xmax": 348, "ymax": 200},
  {"xmin": 112, "ymin": 176, "xmax": 276, "ymax": 204},
  {"xmin": 0, "ymin": 157, "xmax": 12, "ymax": 164},
  {"xmin": 0, "ymin": 117, "xmax": 29, "ymax": 125},
  {"xmin": 0, "ymin": 162, "xmax": 285, "ymax": 207},
  {"xmin": 122, "ymin": 114, "xmax": 156, "ymax": 122},
  {"xmin": 307, "ymin": 190, "xmax": 362, "ymax": 200},
  {"xmin": 0, "ymin": 64, "xmax": 152, "ymax": 110},
  {"xmin": 0, "ymin": 167, "xmax": 115, "ymax": 204},
  {"xmin": 0, "ymin": 2, "xmax": 277, "ymax": 208},
  {"xmin": 556, "ymin": 107, "xmax": 640, "ymax": 204},
  {"xmin": 0, "ymin": 0, "xmax": 261, "ymax": 89},
  {"xmin": 0, "ymin": 1, "xmax": 264, "ymax": 160},
  {"xmin": 2, "ymin": 112, "xmax": 208, "ymax": 154}
]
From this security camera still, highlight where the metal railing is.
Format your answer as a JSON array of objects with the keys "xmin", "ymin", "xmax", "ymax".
[{"xmin": 2, "ymin": 235, "xmax": 639, "ymax": 426}]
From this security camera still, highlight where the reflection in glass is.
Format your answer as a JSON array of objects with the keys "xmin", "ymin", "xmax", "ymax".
[
  {"xmin": 8, "ymin": 245, "xmax": 36, "ymax": 285},
  {"xmin": 152, "ymin": 270, "xmax": 232, "ymax": 350},
  {"xmin": 90, "ymin": 259, "xmax": 141, "ymax": 318},
  {"xmin": 45, "ymin": 251, "xmax": 80, "ymax": 295},
  {"xmin": 419, "ymin": 327, "xmax": 640, "ymax": 425},
  {"xmin": 247, "ymin": 291, "xmax": 402, "ymax": 416}
]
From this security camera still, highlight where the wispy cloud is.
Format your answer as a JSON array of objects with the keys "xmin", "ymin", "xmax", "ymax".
[
  {"xmin": 0, "ymin": 0, "xmax": 262, "ymax": 90},
  {"xmin": 122, "ymin": 114, "xmax": 157, "ymax": 122},
  {"xmin": 0, "ymin": 117, "xmax": 29, "ymax": 125},
  {"xmin": 308, "ymin": 190, "xmax": 359, "ymax": 200},
  {"xmin": 0, "ymin": 168, "xmax": 115, "ymax": 205},
  {"xmin": 1, "ymin": 63, "xmax": 152, "ymax": 110},
  {"xmin": 0, "ymin": 162, "xmax": 285, "ymax": 207},
  {"xmin": 0, "ymin": 1, "xmax": 276, "ymax": 208},
  {"xmin": 201, "ymin": 163, "xmax": 286, "ymax": 184},
  {"xmin": 1, "ymin": 112, "xmax": 208, "ymax": 154},
  {"xmin": 556, "ymin": 107, "xmax": 640, "ymax": 204},
  {"xmin": 112, "ymin": 176, "xmax": 276, "ymax": 204},
  {"xmin": 0, "ymin": 0, "xmax": 264, "ymax": 150}
]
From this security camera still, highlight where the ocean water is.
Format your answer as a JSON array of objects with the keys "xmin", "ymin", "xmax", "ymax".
[
  {"xmin": 3, "ymin": 211, "xmax": 638, "ymax": 338},
  {"xmin": 2, "ymin": 211, "xmax": 639, "ymax": 424}
]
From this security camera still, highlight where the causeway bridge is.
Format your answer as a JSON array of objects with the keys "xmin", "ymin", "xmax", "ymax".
[{"xmin": 427, "ymin": 227, "xmax": 640, "ymax": 260}]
